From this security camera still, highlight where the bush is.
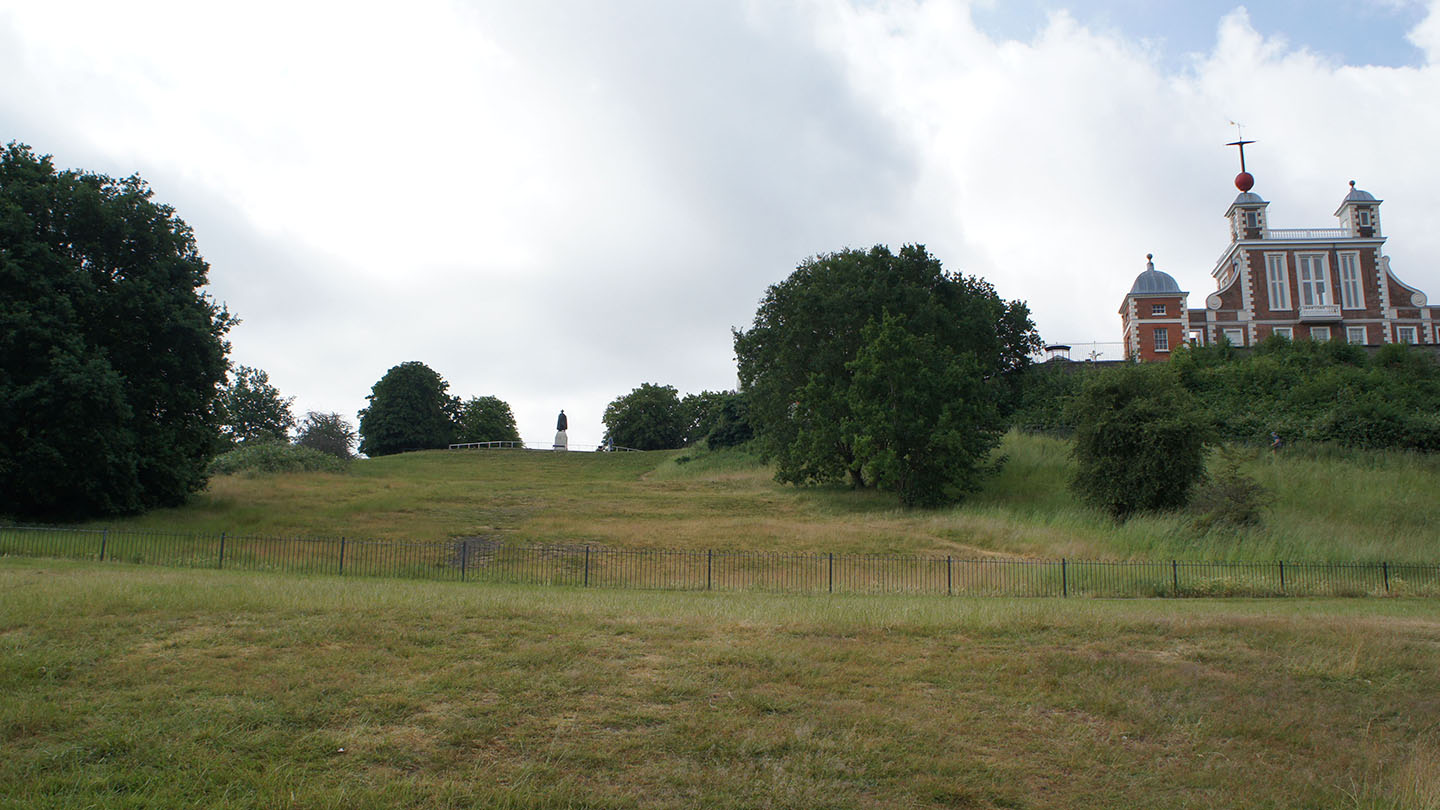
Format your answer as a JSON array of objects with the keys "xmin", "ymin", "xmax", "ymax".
[
  {"xmin": 1069, "ymin": 364, "xmax": 1212, "ymax": 520},
  {"xmin": 1190, "ymin": 447, "xmax": 1273, "ymax": 531},
  {"xmin": 208, "ymin": 443, "xmax": 350, "ymax": 476}
]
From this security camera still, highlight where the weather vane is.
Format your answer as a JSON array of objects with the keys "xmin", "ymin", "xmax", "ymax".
[{"xmin": 1226, "ymin": 121, "xmax": 1255, "ymax": 192}]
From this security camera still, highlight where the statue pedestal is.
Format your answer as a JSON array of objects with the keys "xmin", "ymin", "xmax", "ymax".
[{"xmin": 553, "ymin": 430, "xmax": 568, "ymax": 451}]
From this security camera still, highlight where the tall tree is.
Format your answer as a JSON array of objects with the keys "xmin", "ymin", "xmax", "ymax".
[
  {"xmin": 733, "ymin": 244, "xmax": 1039, "ymax": 502},
  {"xmin": 454, "ymin": 395, "xmax": 521, "ymax": 444},
  {"xmin": 603, "ymin": 383, "xmax": 685, "ymax": 450},
  {"xmin": 294, "ymin": 411, "xmax": 357, "ymax": 459},
  {"xmin": 356, "ymin": 361, "xmax": 458, "ymax": 457},
  {"xmin": 217, "ymin": 364, "xmax": 295, "ymax": 445},
  {"xmin": 0, "ymin": 142, "xmax": 233, "ymax": 519}
]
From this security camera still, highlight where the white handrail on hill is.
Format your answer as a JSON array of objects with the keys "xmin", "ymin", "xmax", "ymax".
[{"xmin": 448, "ymin": 440, "xmax": 641, "ymax": 452}]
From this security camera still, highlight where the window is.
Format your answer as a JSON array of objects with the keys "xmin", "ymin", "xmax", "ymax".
[
  {"xmin": 1347, "ymin": 326, "xmax": 1367, "ymax": 345},
  {"xmin": 1309, "ymin": 326, "xmax": 1331, "ymax": 342},
  {"xmin": 1398, "ymin": 326, "xmax": 1418, "ymax": 344},
  {"xmin": 1153, "ymin": 327, "xmax": 1170, "ymax": 352},
  {"xmin": 1358, "ymin": 210, "xmax": 1372, "ymax": 227},
  {"xmin": 1298, "ymin": 254, "xmax": 1330, "ymax": 307},
  {"xmin": 1223, "ymin": 328, "xmax": 1245, "ymax": 347},
  {"xmin": 1188, "ymin": 330, "xmax": 1204, "ymax": 346},
  {"xmin": 1244, "ymin": 211, "xmax": 1259, "ymax": 229},
  {"xmin": 1265, "ymin": 254, "xmax": 1291, "ymax": 310},
  {"xmin": 1151, "ymin": 304, "xmax": 1166, "ymax": 316},
  {"xmin": 1272, "ymin": 326, "xmax": 1293, "ymax": 340},
  {"xmin": 1338, "ymin": 253, "xmax": 1365, "ymax": 309}
]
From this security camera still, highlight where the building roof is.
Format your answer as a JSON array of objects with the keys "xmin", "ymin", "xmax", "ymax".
[
  {"xmin": 1128, "ymin": 255, "xmax": 1183, "ymax": 295},
  {"xmin": 1232, "ymin": 191, "xmax": 1265, "ymax": 206}
]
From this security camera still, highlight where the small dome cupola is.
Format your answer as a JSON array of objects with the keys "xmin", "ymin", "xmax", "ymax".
[
  {"xmin": 1129, "ymin": 253, "xmax": 1183, "ymax": 295},
  {"xmin": 1335, "ymin": 179, "xmax": 1382, "ymax": 237},
  {"xmin": 1223, "ymin": 134, "xmax": 1268, "ymax": 241}
]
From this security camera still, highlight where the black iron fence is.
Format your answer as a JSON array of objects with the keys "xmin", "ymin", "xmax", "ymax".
[{"xmin": 1, "ymin": 525, "xmax": 1436, "ymax": 597}]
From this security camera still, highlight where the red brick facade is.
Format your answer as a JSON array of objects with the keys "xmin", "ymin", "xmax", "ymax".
[{"xmin": 1122, "ymin": 181, "xmax": 1434, "ymax": 357}]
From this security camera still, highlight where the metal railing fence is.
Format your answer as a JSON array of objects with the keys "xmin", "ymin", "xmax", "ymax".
[{"xmin": 2, "ymin": 525, "xmax": 1436, "ymax": 598}]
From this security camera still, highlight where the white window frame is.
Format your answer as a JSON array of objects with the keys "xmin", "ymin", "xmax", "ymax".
[
  {"xmin": 1223, "ymin": 328, "xmax": 1245, "ymax": 347},
  {"xmin": 1272, "ymin": 326, "xmax": 1293, "ymax": 341},
  {"xmin": 1338, "ymin": 252, "xmax": 1365, "ymax": 310},
  {"xmin": 1358, "ymin": 210, "xmax": 1372, "ymax": 227},
  {"xmin": 1298, "ymin": 254, "xmax": 1331, "ymax": 307},
  {"xmin": 1397, "ymin": 326, "xmax": 1418, "ymax": 345},
  {"xmin": 1244, "ymin": 211, "xmax": 1259, "ymax": 229},
  {"xmin": 1265, "ymin": 253, "xmax": 1291, "ymax": 310},
  {"xmin": 1153, "ymin": 327, "xmax": 1170, "ymax": 352},
  {"xmin": 1346, "ymin": 326, "xmax": 1367, "ymax": 345},
  {"xmin": 1309, "ymin": 326, "xmax": 1331, "ymax": 342},
  {"xmin": 1151, "ymin": 303, "xmax": 1166, "ymax": 316}
]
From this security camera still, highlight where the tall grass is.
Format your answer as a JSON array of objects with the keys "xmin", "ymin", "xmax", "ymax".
[{"xmin": 59, "ymin": 434, "xmax": 1440, "ymax": 563}]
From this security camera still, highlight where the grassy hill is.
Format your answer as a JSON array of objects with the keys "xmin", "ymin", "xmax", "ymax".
[{"xmin": 79, "ymin": 432, "xmax": 1440, "ymax": 563}]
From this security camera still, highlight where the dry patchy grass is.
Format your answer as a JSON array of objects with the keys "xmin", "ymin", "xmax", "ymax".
[{"xmin": 5, "ymin": 559, "xmax": 1440, "ymax": 808}]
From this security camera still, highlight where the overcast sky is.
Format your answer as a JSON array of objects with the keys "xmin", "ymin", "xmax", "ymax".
[{"xmin": 4, "ymin": 1, "xmax": 1439, "ymax": 448}]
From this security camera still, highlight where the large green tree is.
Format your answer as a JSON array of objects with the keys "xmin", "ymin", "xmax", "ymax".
[
  {"xmin": 0, "ymin": 143, "xmax": 233, "ymax": 519},
  {"xmin": 733, "ymin": 244, "xmax": 1039, "ymax": 502},
  {"xmin": 357, "ymin": 362, "xmax": 458, "ymax": 457},
  {"xmin": 217, "ymin": 364, "xmax": 295, "ymax": 445},
  {"xmin": 603, "ymin": 383, "xmax": 685, "ymax": 450},
  {"xmin": 454, "ymin": 395, "xmax": 521, "ymax": 444}
]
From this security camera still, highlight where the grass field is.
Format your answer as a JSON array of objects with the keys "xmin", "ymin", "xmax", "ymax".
[
  {"xmin": 4, "ymin": 558, "xmax": 1440, "ymax": 809},
  {"xmin": 75, "ymin": 432, "xmax": 1440, "ymax": 563}
]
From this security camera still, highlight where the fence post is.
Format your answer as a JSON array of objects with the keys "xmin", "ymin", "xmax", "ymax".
[
  {"xmin": 99, "ymin": 529, "xmax": 108, "ymax": 562},
  {"xmin": 1061, "ymin": 558, "xmax": 1068, "ymax": 597},
  {"xmin": 947, "ymin": 555, "xmax": 953, "ymax": 596},
  {"xmin": 339, "ymin": 537, "xmax": 346, "ymax": 576},
  {"xmin": 1172, "ymin": 559, "xmax": 1178, "ymax": 595},
  {"xmin": 828, "ymin": 553, "xmax": 834, "ymax": 594},
  {"xmin": 1383, "ymin": 561, "xmax": 1390, "ymax": 594},
  {"xmin": 218, "ymin": 532, "xmax": 226, "ymax": 569},
  {"xmin": 706, "ymin": 549, "xmax": 712, "ymax": 591},
  {"xmin": 1279, "ymin": 560, "xmax": 1285, "ymax": 592},
  {"xmin": 460, "ymin": 540, "xmax": 468, "ymax": 582},
  {"xmin": 584, "ymin": 546, "xmax": 590, "ymax": 587}
]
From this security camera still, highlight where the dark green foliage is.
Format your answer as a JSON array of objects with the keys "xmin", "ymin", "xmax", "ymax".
[
  {"xmin": 454, "ymin": 396, "xmax": 521, "ymax": 445},
  {"xmin": 680, "ymin": 390, "xmax": 752, "ymax": 448},
  {"xmin": 733, "ymin": 244, "xmax": 1039, "ymax": 501},
  {"xmin": 603, "ymin": 383, "xmax": 685, "ymax": 450},
  {"xmin": 208, "ymin": 442, "xmax": 349, "ymax": 476},
  {"xmin": 357, "ymin": 362, "xmax": 459, "ymax": 457},
  {"xmin": 0, "ymin": 143, "xmax": 233, "ymax": 519},
  {"xmin": 1070, "ymin": 364, "xmax": 1212, "ymax": 520},
  {"xmin": 217, "ymin": 364, "xmax": 295, "ymax": 445},
  {"xmin": 847, "ymin": 313, "xmax": 1004, "ymax": 507},
  {"xmin": 1018, "ymin": 341, "xmax": 1440, "ymax": 454},
  {"xmin": 294, "ymin": 411, "xmax": 357, "ymax": 459},
  {"xmin": 1189, "ymin": 447, "xmax": 1273, "ymax": 531},
  {"xmin": 706, "ymin": 393, "xmax": 754, "ymax": 450}
]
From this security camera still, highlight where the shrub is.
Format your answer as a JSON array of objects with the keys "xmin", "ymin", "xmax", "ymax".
[
  {"xmin": 208, "ymin": 442, "xmax": 349, "ymax": 477},
  {"xmin": 1069, "ymin": 364, "xmax": 1212, "ymax": 520},
  {"xmin": 1190, "ymin": 447, "xmax": 1273, "ymax": 531}
]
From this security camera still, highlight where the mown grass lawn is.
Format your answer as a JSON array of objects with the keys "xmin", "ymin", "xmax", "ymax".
[
  {"xmin": 78, "ymin": 432, "xmax": 1440, "ymax": 563},
  {"xmin": 4, "ymin": 558, "xmax": 1440, "ymax": 809}
]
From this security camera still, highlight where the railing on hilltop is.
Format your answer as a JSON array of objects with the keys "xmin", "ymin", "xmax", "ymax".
[{"xmin": 1, "ymin": 525, "xmax": 1434, "ymax": 598}]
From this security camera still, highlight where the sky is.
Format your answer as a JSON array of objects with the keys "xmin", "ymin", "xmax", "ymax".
[{"xmin": 3, "ymin": 0, "xmax": 1439, "ymax": 449}]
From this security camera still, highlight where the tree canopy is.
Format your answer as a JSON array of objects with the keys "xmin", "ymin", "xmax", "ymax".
[
  {"xmin": 294, "ymin": 411, "xmax": 357, "ymax": 459},
  {"xmin": 733, "ymin": 244, "xmax": 1040, "ymax": 505},
  {"xmin": 0, "ymin": 142, "xmax": 233, "ymax": 519},
  {"xmin": 217, "ymin": 364, "xmax": 295, "ymax": 445},
  {"xmin": 357, "ymin": 362, "xmax": 458, "ymax": 457},
  {"xmin": 603, "ymin": 383, "xmax": 686, "ymax": 450},
  {"xmin": 454, "ymin": 396, "xmax": 521, "ymax": 445}
]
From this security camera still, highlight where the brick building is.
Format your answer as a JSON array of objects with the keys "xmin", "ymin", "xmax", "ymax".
[{"xmin": 1122, "ymin": 170, "xmax": 1434, "ymax": 360}]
